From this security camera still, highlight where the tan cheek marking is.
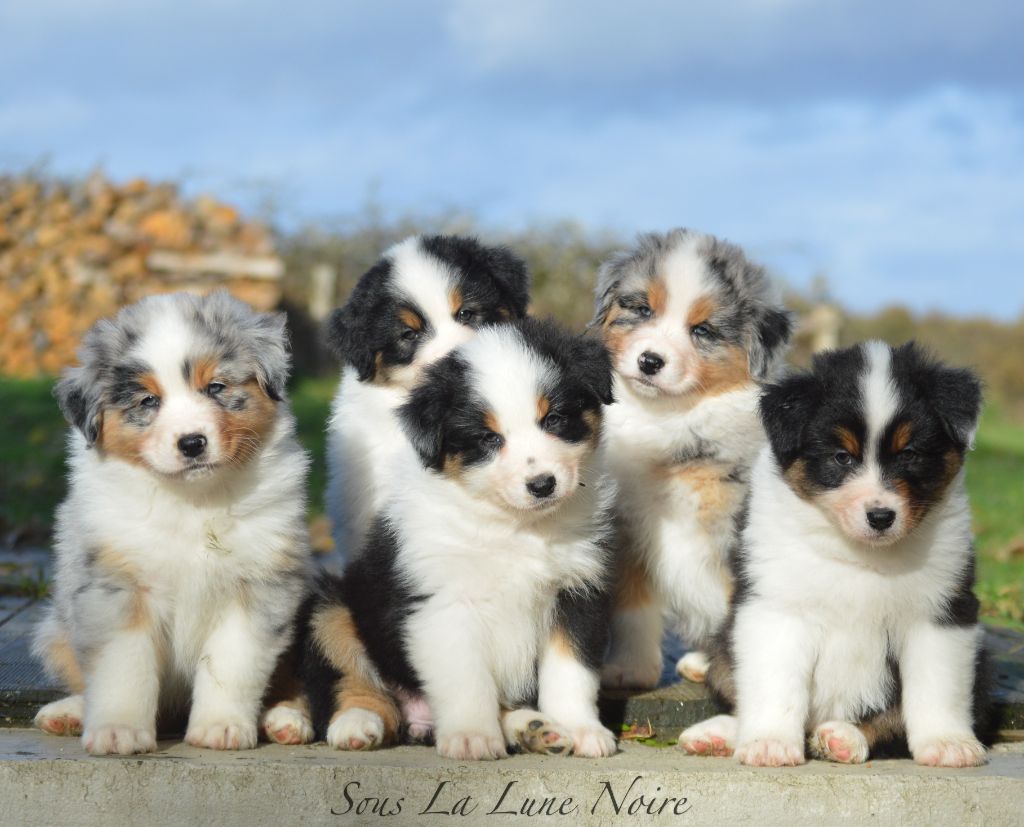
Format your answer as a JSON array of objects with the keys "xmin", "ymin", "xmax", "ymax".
[
  {"xmin": 448, "ymin": 285, "xmax": 463, "ymax": 316},
  {"xmin": 484, "ymin": 410, "xmax": 501, "ymax": 435},
  {"xmin": 442, "ymin": 452, "xmax": 466, "ymax": 479},
  {"xmin": 614, "ymin": 553, "xmax": 653, "ymax": 610},
  {"xmin": 891, "ymin": 478, "xmax": 926, "ymax": 532},
  {"xmin": 646, "ymin": 279, "xmax": 667, "ymax": 315},
  {"xmin": 398, "ymin": 308, "xmax": 423, "ymax": 331},
  {"xmin": 783, "ymin": 459, "xmax": 820, "ymax": 501},
  {"xmin": 313, "ymin": 605, "xmax": 400, "ymax": 744},
  {"xmin": 99, "ymin": 410, "xmax": 147, "ymax": 466},
  {"xmin": 686, "ymin": 295, "xmax": 717, "ymax": 329},
  {"xmin": 549, "ymin": 628, "xmax": 575, "ymax": 658},
  {"xmin": 836, "ymin": 426, "xmax": 862, "ymax": 457},
  {"xmin": 536, "ymin": 396, "xmax": 550, "ymax": 422},
  {"xmin": 694, "ymin": 344, "xmax": 752, "ymax": 396},
  {"xmin": 891, "ymin": 421, "xmax": 913, "ymax": 453},
  {"xmin": 217, "ymin": 379, "xmax": 277, "ymax": 465},
  {"xmin": 582, "ymin": 408, "xmax": 602, "ymax": 448}
]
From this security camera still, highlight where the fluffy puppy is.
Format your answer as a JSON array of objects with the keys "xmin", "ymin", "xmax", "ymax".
[
  {"xmin": 593, "ymin": 229, "xmax": 792, "ymax": 689},
  {"xmin": 324, "ymin": 234, "xmax": 529, "ymax": 563},
  {"xmin": 678, "ymin": 341, "xmax": 989, "ymax": 768},
  {"xmin": 32, "ymin": 291, "xmax": 311, "ymax": 755},
  {"xmin": 303, "ymin": 319, "xmax": 619, "ymax": 760}
]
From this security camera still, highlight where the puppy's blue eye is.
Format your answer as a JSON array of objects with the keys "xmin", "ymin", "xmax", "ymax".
[
  {"xmin": 834, "ymin": 450, "xmax": 854, "ymax": 467},
  {"xmin": 636, "ymin": 305, "xmax": 652, "ymax": 319},
  {"xmin": 692, "ymin": 323, "xmax": 713, "ymax": 338},
  {"xmin": 140, "ymin": 395, "xmax": 160, "ymax": 409},
  {"xmin": 207, "ymin": 382, "xmax": 226, "ymax": 395},
  {"xmin": 401, "ymin": 328, "xmax": 420, "ymax": 342},
  {"xmin": 481, "ymin": 432, "xmax": 504, "ymax": 449}
]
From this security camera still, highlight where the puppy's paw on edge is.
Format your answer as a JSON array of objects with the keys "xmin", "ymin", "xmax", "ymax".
[
  {"xmin": 677, "ymin": 714, "xmax": 737, "ymax": 757},
  {"xmin": 82, "ymin": 723, "xmax": 157, "ymax": 755},
  {"xmin": 261, "ymin": 704, "xmax": 314, "ymax": 746},
  {"xmin": 735, "ymin": 737, "xmax": 805, "ymax": 767},
  {"xmin": 326, "ymin": 708, "xmax": 385, "ymax": 751},
  {"xmin": 568, "ymin": 723, "xmax": 618, "ymax": 758},
  {"xmin": 437, "ymin": 730, "xmax": 507, "ymax": 761},
  {"xmin": 35, "ymin": 695, "xmax": 84, "ymax": 737},
  {"xmin": 185, "ymin": 717, "xmax": 258, "ymax": 751},
  {"xmin": 809, "ymin": 721, "xmax": 869, "ymax": 764},
  {"xmin": 913, "ymin": 735, "xmax": 986, "ymax": 768},
  {"xmin": 503, "ymin": 709, "xmax": 572, "ymax": 756},
  {"xmin": 676, "ymin": 651, "xmax": 710, "ymax": 684}
]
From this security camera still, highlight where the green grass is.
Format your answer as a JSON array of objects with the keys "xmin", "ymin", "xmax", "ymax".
[{"xmin": 2, "ymin": 374, "xmax": 1022, "ymax": 626}]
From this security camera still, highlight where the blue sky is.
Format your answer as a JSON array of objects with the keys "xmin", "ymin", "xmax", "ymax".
[{"xmin": 2, "ymin": 1, "xmax": 1023, "ymax": 318}]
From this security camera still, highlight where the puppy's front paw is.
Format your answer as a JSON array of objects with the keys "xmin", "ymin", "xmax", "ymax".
[
  {"xmin": 809, "ymin": 721, "xmax": 869, "ymax": 764},
  {"xmin": 736, "ymin": 737, "xmax": 805, "ymax": 767},
  {"xmin": 676, "ymin": 651, "xmax": 710, "ymax": 684},
  {"xmin": 186, "ymin": 715, "xmax": 258, "ymax": 751},
  {"xmin": 261, "ymin": 704, "xmax": 314, "ymax": 746},
  {"xmin": 678, "ymin": 714, "xmax": 737, "ymax": 757},
  {"xmin": 568, "ymin": 723, "xmax": 618, "ymax": 758},
  {"xmin": 83, "ymin": 723, "xmax": 157, "ymax": 755},
  {"xmin": 327, "ymin": 708, "xmax": 385, "ymax": 751},
  {"xmin": 502, "ymin": 709, "xmax": 572, "ymax": 756},
  {"xmin": 437, "ymin": 730, "xmax": 507, "ymax": 761},
  {"xmin": 600, "ymin": 656, "xmax": 661, "ymax": 691},
  {"xmin": 35, "ymin": 695, "xmax": 84, "ymax": 737},
  {"xmin": 912, "ymin": 735, "xmax": 986, "ymax": 768}
]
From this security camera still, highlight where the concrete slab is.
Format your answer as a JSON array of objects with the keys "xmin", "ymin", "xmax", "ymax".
[{"xmin": 0, "ymin": 729, "xmax": 1021, "ymax": 826}]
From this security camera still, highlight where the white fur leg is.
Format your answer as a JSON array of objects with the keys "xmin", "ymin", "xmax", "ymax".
[
  {"xmin": 901, "ymin": 622, "xmax": 986, "ymax": 768},
  {"xmin": 735, "ymin": 737, "xmax": 805, "ymax": 767},
  {"xmin": 35, "ymin": 694, "xmax": 84, "ymax": 737},
  {"xmin": 912, "ymin": 736, "xmax": 987, "ymax": 768},
  {"xmin": 538, "ymin": 635, "xmax": 617, "ymax": 758},
  {"xmin": 326, "ymin": 708, "xmax": 385, "ymax": 751},
  {"xmin": 186, "ymin": 605, "xmax": 276, "ymax": 751},
  {"xmin": 677, "ymin": 714, "xmax": 737, "ymax": 757},
  {"xmin": 809, "ymin": 721, "xmax": 869, "ymax": 764},
  {"xmin": 261, "ymin": 704, "xmax": 314, "ymax": 745},
  {"xmin": 81, "ymin": 629, "xmax": 159, "ymax": 756},
  {"xmin": 601, "ymin": 603, "xmax": 663, "ymax": 690},
  {"xmin": 676, "ymin": 651, "xmax": 710, "ymax": 683},
  {"xmin": 502, "ymin": 709, "xmax": 572, "ymax": 756}
]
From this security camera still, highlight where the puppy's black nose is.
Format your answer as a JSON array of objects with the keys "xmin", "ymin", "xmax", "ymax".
[
  {"xmin": 638, "ymin": 351, "xmax": 665, "ymax": 376},
  {"xmin": 866, "ymin": 508, "xmax": 896, "ymax": 531},
  {"xmin": 178, "ymin": 433, "xmax": 208, "ymax": 459},
  {"xmin": 526, "ymin": 474, "xmax": 556, "ymax": 499}
]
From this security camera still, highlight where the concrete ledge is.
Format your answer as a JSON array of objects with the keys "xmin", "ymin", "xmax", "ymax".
[{"xmin": 1, "ymin": 729, "xmax": 1021, "ymax": 826}]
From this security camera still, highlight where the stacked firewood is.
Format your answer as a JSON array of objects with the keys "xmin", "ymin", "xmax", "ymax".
[{"xmin": 0, "ymin": 172, "xmax": 283, "ymax": 376}]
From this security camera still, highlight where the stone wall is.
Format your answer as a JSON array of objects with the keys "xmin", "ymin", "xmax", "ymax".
[{"xmin": 0, "ymin": 172, "xmax": 283, "ymax": 376}]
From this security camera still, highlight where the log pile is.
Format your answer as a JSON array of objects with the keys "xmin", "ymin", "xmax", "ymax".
[{"xmin": 0, "ymin": 172, "xmax": 283, "ymax": 376}]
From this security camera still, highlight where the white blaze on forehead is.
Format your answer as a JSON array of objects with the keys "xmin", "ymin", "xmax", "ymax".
[
  {"xmin": 132, "ymin": 298, "xmax": 194, "ymax": 394},
  {"xmin": 861, "ymin": 341, "xmax": 899, "ymax": 462},
  {"xmin": 388, "ymin": 237, "xmax": 456, "ymax": 325},
  {"xmin": 658, "ymin": 234, "xmax": 715, "ymax": 327},
  {"xmin": 461, "ymin": 327, "xmax": 553, "ymax": 432}
]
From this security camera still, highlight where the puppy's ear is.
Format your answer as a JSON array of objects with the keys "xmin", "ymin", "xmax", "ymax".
[
  {"xmin": 54, "ymin": 367, "xmax": 103, "ymax": 446},
  {"xmin": 488, "ymin": 247, "xmax": 530, "ymax": 319},
  {"xmin": 251, "ymin": 310, "xmax": 290, "ymax": 401},
  {"xmin": 759, "ymin": 372, "xmax": 820, "ymax": 468},
  {"xmin": 398, "ymin": 358, "xmax": 461, "ymax": 469},
  {"xmin": 325, "ymin": 306, "xmax": 377, "ymax": 382},
  {"xmin": 930, "ymin": 363, "xmax": 982, "ymax": 451},
  {"xmin": 748, "ymin": 308, "xmax": 793, "ymax": 380},
  {"xmin": 570, "ymin": 336, "xmax": 615, "ymax": 405}
]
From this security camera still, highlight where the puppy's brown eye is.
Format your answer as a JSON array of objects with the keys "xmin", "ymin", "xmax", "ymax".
[
  {"xmin": 207, "ymin": 382, "xmax": 226, "ymax": 395},
  {"xmin": 140, "ymin": 395, "xmax": 160, "ymax": 409},
  {"xmin": 900, "ymin": 447, "xmax": 917, "ymax": 458},
  {"xmin": 481, "ymin": 432, "xmax": 504, "ymax": 449},
  {"xmin": 456, "ymin": 308, "xmax": 476, "ymax": 324},
  {"xmin": 401, "ymin": 328, "xmax": 420, "ymax": 342},
  {"xmin": 834, "ymin": 450, "xmax": 854, "ymax": 466},
  {"xmin": 543, "ymin": 413, "xmax": 563, "ymax": 430}
]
